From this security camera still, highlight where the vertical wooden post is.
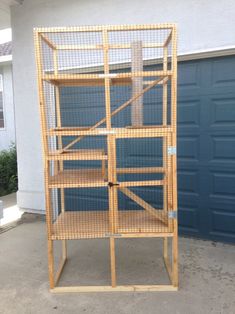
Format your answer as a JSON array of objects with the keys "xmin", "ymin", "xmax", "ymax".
[
  {"xmin": 102, "ymin": 29, "xmax": 112, "ymax": 130},
  {"xmin": 163, "ymin": 46, "xmax": 168, "ymax": 251},
  {"xmin": 163, "ymin": 46, "xmax": 168, "ymax": 126},
  {"xmin": 163, "ymin": 238, "xmax": 168, "ymax": 259},
  {"xmin": 101, "ymin": 160, "xmax": 106, "ymax": 179},
  {"xmin": 131, "ymin": 41, "xmax": 143, "ymax": 126},
  {"xmin": 48, "ymin": 238, "xmax": 55, "ymax": 289},
  {"xmin": 55, "ymin": 85, "xmax": 67, "ymax": 259},
  {"xmin": 103, "ymin": 29, "xmax": 117, "ymax": 287},
  {"xmin": 35, "ymin": 31, "xmax": 55, "ymax": 287},
  {"xmin": 34, "ymin": 32, "xmax": 49, "ymax": 155},
  {"xmin": 163, "ymin": 135, "xmax": 168, "ymax": 258},
  {"xmin": 45, "ymin": 162, "xmax": 55, "ymax": 288},
  {"xmin": 53, "ymin": 49, "xmax": 58, "ymax": 76},
  {"xmin": 107, "ymin": 137, "xmax": 117, "ymax": 288},
  {"xmin": 110, "ymin": 237, "xmax": 116, "ymax": 287},
  {"xmin": 171, "ymin": 26, "xmax": 178, "ymax": 287}
]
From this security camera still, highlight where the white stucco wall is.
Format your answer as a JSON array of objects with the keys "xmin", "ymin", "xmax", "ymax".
[
  {"xmin": 0, "ymin": 63, "xmax": 15, "ymax": 151},
  {"xmin": 11, "ymin": 0, "xmax": 235, "ymax": 212}
]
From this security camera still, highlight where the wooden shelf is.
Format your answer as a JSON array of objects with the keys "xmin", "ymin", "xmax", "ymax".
[
  {"xmin": 52, "ymin": 211, "xmax": 109, "ymax": 239},
  {"xmin": 118, "ymin": 210, "xmax": 169, "ymax": 233},
  {"xmin": 52, "ymin": 210, "xmax": 170, "ymax": 240},
  {"xmin": 47, "ymin": 149, "xmax": 107, "ymax": 160},
  {"xmin": 48, "ymin": 168, "xmax": 165, "ymax": 189},
  {"xmin": 49, "ymin": 169, "xmax": 106, "ymax": 188},
  {"xmin": 44, "ymin": 77, "xmax": 132, "ymax": 87},
  {"xmin": 43, "ymin": 71, "xmax": 172, "ymax": 87},
  {"xmin": 47, "ymin": 126, "xmax": 172, "ymax": 137}
]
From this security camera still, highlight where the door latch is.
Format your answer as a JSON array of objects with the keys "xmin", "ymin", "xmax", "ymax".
[{"xmin": 108, "ymin": 182, "xmax": 120, "ymax": 188}]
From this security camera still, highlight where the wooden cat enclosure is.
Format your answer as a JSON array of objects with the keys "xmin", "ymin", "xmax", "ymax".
[{"xmin": 34, "ymin": 24, "xmax": 178, "ymax": 292}]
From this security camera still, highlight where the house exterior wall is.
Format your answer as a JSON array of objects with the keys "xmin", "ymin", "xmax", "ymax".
[
  {"xmin": 0, "ymin": 63, "xmax": 15, "ymax": 151},
  {"xmin": 11, "ymin": 0, "xmax": 235, "ymax": 212}
]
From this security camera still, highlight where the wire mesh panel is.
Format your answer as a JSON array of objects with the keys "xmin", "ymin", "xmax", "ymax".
[
  {"xmin": 35, "ymin": 24, "xmax": 176, "ymax": 238},
  {"xmin": 34, "ymin": 24, "xmax": 178, "ymax": 290},
  {"xmin": 50, "ymin": 187, "xmax": 110, "ymax": 240}
]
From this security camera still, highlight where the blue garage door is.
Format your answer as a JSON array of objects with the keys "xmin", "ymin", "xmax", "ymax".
[
  {"xmin": 61, "ymin": 55, "xmax": 235, "ymax": 243},
  {"xmin": 178, "ymin": 55, "xmax": 235, "ymax": 243}
]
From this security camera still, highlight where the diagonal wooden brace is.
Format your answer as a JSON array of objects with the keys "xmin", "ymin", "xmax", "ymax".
[
  {"xmin": 62, "ymin": 76, "xmax": 168, "ymax": 151},
  {"xmin": 119, "ymin": 187, "xmax": 167, "ymax": 225}
]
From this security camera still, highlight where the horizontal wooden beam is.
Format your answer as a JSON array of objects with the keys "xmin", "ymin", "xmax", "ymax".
[
  {"xmin": 56, "ymin": 43, "xmax": 163, "ymax": 50},
  {"xmin": 35, "ymin": 24, "xmax": 176, "ymax": 33},
  {"xmin": 118, "ymin": 180, "xmax": 165, "ymax": 187},
  {"xmin": 56, "ymin": 44, "xmax": 103, "ymax": 50},
  {"xmin": 47, "ymin": 149, "xmax": 107, "ymax": 160},
  {"xmin": 43, "ymin": 71, "xmax": 172, "ymax": 81},
  {"xmin": 51, "ymin": 285, "xmax": 178, "ymax": 293},
  {"xmin": 51, "ymin": 232, "xmax": 174, "ymax": 240},
  {"xmin": 117, "ymin": 167, "xmax": 165, "ymax": 174},
  {"xmin": 114, "ymin": 128, "xmax": 171, "ymax": 139},
  {"xmin": 50, "ymin": 231, "xmax": 174, "ymax": 241},
  {"xmin": 47, "ymin": 127, "xmax": 172, "ymax": 137}
]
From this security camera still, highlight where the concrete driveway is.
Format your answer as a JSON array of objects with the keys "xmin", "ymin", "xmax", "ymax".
[{"xmin": 0, "ymin": 213, "xmax": 234, "ymax": 314}]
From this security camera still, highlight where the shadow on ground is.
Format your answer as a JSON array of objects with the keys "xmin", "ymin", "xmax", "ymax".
[{"xmin": 0, "ymin": 213, "xmax": 234, "ymax": 314}]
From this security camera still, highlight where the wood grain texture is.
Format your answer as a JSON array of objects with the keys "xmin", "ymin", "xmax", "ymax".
[{"xmin": 52, "ymin": 211, "xmax": 171, "ymax": 240}]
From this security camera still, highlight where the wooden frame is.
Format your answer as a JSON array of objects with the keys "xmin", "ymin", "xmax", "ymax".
[{"xmin": 34, "ymin": 24, "xmax": 178, "ymax": 292}]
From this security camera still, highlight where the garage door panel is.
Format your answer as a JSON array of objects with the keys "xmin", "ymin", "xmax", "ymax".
[
  {"xmin": 178, "ymin": 207, "xmax": 200, "ymax": 234},
  {"xmin": 178, "ymin": 171, "xmax": 200, "ymax": 234},
  {"xmin": 209, "ymin": 96, "xmax": 235, "ymax": 127},
  {"xmin": 211, "ymin": 57, "xmax": 235, "ymax": 88},
  {"xmin": 60, "ymin": 86, "xmax": 105, "ymax": 127},
  {"xmin": 209, "ymin": 193, "xmax": 235, "ymax": 211},
  {"xmin": 209, "ymin": 171, "xmax": 235, "ymax": 197},
  {"xmin": 65, "ymin": 188, "xmax": 108, "ymax": 211},
  {"xmin": 178, "ymin": 98, "xmax": 200, "ymax": 127},
  {"xmin": 208, "ymin": 209, "xmax": 235, "ymax": 240},
  {"xmin": 178, "ymin": 61, "xmax": 201, "ymax": 96},
  {"xmin": 177, "ymin": 135, "xmax": 200, "ymax": 161},
  {"xmin": 203, "ymin": 167, "xmax": 235, "ymax": 242},
  {"xmin": 178, "ymin": 170, "xmax": 199, "ymax": 194},
  {"xmin": 210, "ymin": 136, "xmax": 235, "ymax": 162}
]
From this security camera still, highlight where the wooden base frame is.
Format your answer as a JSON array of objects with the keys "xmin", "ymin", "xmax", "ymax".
[
  {"xmin": 51, "ymin": 285, "xmax": 178, "ymax": 293},
  {"xmin": 48, "ymin": 236, "xmax": 178, "ymax": 293}
]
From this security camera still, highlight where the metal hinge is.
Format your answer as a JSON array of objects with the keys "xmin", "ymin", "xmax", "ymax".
[
  {"xmin": 168, "ymin": 146, "xmax": 177, "ymax": 155},
  {"xmin": 168, "ymin": 211, "xmax": 178, "ymax": 219}
]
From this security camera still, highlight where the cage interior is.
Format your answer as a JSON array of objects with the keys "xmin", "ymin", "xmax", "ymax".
[{"xmin": 36, "ymin": 25, "xmax": 175, "ymax": 239}]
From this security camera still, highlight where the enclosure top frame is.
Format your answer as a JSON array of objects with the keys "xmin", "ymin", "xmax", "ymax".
[
  {"xmin": 34, "ymin": 23, "xmax": 177, "ymax": 33},
  {"xmin": 34, "ymin": 23, "xmax": 177, "ymax": 81}
]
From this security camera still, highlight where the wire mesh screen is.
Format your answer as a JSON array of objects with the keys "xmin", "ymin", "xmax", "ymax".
[{"xmin": 34, "ymin": 24, "xmax": 177, "ymax": 240}]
